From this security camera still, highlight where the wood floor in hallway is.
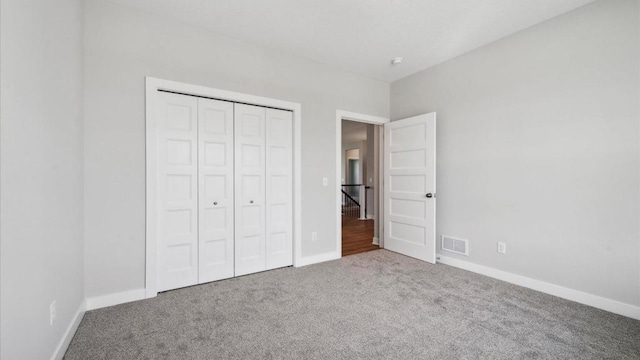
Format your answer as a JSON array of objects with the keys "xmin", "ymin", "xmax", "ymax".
[{"xmin": 342, "ymin": 216, "xmax": 378, "ymax": 256}]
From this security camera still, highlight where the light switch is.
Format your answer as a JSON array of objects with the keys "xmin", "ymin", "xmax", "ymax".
[{"xmin": 322, "ymin": 177, "xmax": 328, "ymax": 186}]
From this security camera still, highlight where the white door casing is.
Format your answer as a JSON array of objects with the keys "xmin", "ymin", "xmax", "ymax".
[
  {"xmin": 334, "ymin": 110, "xmax": 390, "ymax": 256},
  {"xmin": 198, "ymin": 98, "xmax": 235, "ymax": 283},
  {"xmin": 265, "ymin": 108, "xmax": 294, "ymax": 270},
  {"xmin": 157, "ymin": 92, "xmax": 199, "ymax": 291},
  {"xmin": 383, "ymin": 113, "xmax": 436, "ymax": 263},
  {"xmin": 234, "ymin": 104, "xmax": 267, "ymax": 276}
]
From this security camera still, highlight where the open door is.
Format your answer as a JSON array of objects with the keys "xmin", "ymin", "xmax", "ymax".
[{"xmin": 383, "ymin": 113, "xmax": 436, "ymax": 263}]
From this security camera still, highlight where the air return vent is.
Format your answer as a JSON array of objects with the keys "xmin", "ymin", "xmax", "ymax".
[{"xmin": 441, "ymin": 235, "xmax": 468, "ymax": 256}]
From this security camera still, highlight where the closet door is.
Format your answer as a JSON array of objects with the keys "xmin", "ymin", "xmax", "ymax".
[
  {"xmin": 234, "ymin": 104, "xmax": 267, "ymax": 276},
  {"xmin": 198, "ymin": 98, "xmax": 235, "ymax": 283},
  {"xmin": 157, "ymin": 92, "xmax": 199, "ymax": 292},
  {"xmin": 265, "ymin": 109, "xmax": 293, "ymax": 270}
]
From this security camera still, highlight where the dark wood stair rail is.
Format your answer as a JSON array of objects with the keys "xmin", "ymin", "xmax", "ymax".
[
  {"xmin": 341, "ymin": 184, "xmax": 372, "ymax": 219},
  {"xmin": 341, "ymin": 188, "xmax": 360, "ymax": 218}
]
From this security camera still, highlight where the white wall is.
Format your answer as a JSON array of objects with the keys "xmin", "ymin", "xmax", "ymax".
[
  {"xmin": 0, "ymin": 0, "xmax": 85, "ymax": 358},
  {"xmin": 365, "ymin": 124, "xmax": 375, "ymax": 219},
  {"xmin": 391, "ymin": 0, "xmax": 639, "ymax": 307},
  {"xmin": 83, "ymin": 0, "xmax": 389, "ymax": 299}
]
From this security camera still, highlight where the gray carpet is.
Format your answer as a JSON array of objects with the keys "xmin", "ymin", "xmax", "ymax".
[{"xmin": 65, "ymin": 250, "xmax": 640, "ymax": 359}]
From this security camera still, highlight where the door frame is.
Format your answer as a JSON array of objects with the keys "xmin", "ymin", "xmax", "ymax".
[
  {"xmin": 146, "ymin": 77, "xmax": 302, "ymax": 298},
  {"xmin": 335, "ymin": 110, "xmax": 389, "ymax": 257}
]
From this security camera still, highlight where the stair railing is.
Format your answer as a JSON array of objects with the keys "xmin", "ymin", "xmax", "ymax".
[
  {"xmin": 341, "ymin": 189, "xmax": 360, "ymax": 218},
  {"xmin": 341, "ymin": 184, "xmax": 367, "ymax": 219}
]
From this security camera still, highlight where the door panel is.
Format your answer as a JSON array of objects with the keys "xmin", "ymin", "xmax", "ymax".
[
  {"xmin": 384, "ymin": 113, "xmax": 436, "ymax": 263},
  {"xmin": 198, "ymin": 98, "xmax": 235, "ymax": 283},
  {"xmin": 155, "ymin": 93, "xmax": 294, "ymax": 289},
  {"xmin": 157, "ymin": 92, "xmax": 199, "ymax": 291},
  {"xmin": 265, "ymin": 109, "xmax": 293, "ymax": 270},
  {"xmin": 234, "ymin": 104, "xmax": 266, "ymax": 276}
]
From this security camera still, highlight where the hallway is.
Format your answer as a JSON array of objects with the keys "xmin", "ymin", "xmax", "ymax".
[{"xmin": 341, "ymin": 216, "xmax": 378, "ymax": 256}]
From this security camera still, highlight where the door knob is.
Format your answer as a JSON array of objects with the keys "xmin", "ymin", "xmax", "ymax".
[
  {"xmin": 250, "ymin": 200, "xmax": 254, "ymax": 204},
  {"xmin": 213, "ymin": 201, "xmax": 218, "ymax": 205},
  {"xmin": 426, "ymin": 193, "xmax": 433, "ymax": 198}
]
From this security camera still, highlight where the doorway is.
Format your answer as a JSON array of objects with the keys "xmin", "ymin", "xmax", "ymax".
[{"xmin": 335, "ymin": 111, "xmax": 389, "ymax": 257}]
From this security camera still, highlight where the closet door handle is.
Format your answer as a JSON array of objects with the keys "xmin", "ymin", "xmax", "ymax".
[
  {"xmin": 213, "ymin": 201, "xmax": 218, "ymax": 205},
  {"xmin": 249, "ymin": 200, "xmax": 254, "ymax": 204}
]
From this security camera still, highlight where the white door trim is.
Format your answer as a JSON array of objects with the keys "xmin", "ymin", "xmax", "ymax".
[
  {"xmin": 335, "ymin": 110, "xmax": 389, "ymax": 258},
  {"xmin": 146, "ymin": 77, "xmax": 302, "ymax": 299}
]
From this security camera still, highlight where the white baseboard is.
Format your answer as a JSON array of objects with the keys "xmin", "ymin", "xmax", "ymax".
[
  {"xmin": 86, "ymin": 288, "xmax": 146, "ymax": 311},
  {"xmin": 437, "ymin": 255, "xmax": 640, "ymax": 320},
  {"xmin": 51, "ymin": 299, "xmax": 86, "ymax": 360},
  {"xmin": 295, "ymin": 251, "xmax": 340, "ymax": 267},
  {"xmin": 372, "ymin": 237, "xmax": 379, "ymax": 245}
]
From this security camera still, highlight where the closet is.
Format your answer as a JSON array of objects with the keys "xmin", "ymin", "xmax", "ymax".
[{"xmin": 155, "ymin": 91, "xmax": 293, "ymax": 292}]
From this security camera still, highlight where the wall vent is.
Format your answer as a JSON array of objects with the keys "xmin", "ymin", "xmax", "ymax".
[{"xmin": 441, "ymin": 235, "xmax": 468, "ymax": 256}]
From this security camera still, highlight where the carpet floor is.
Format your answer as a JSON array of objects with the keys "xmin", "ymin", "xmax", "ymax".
[{"xmin": 64, "ymin": 250, "xmax": 640, "ymax": 359}]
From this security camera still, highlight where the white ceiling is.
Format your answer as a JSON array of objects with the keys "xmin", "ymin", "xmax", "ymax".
[{"xmin": 104, "ymin": 0, "xmax": 595, "ymax": 82}]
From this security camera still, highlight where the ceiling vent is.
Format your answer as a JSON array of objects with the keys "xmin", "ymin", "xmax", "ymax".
[{"xmin": 441, "ymin": 235, "xmax": 468, "ymax": 256}]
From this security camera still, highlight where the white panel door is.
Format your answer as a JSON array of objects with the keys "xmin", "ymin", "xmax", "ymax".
[
  {"xmin": 157, "ymin": 92, "xmax": 199, "ymax": 291},
  {"xmin": 198, "ymin": 98, "xmax": 235, "ymax": 283},
  {"xmin": 265, "ymin": 109, "xmax": 293, "ymax": 270},
  {"xmin": 234, "ymin": 104, "xmax": 267, "ymax": 276},
  {"xmin": 383, "ymin": 113, "xmax": 436, "ymax": 263}
]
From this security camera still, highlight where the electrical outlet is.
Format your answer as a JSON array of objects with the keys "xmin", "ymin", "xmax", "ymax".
[
  {"xmin": 497, "ymin": 242, "xmax": 506, "ymax": 254},
  {"xmin": 322, "ymin": 177, "xmax": 328, "ymax": 186},
  {"xmin": 50, "ymin": 300, "xmax": 56, "ymax": 326},
  {"xmin": 311, "ymin": 232, "xmax": 318, "ymax": 242}
]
